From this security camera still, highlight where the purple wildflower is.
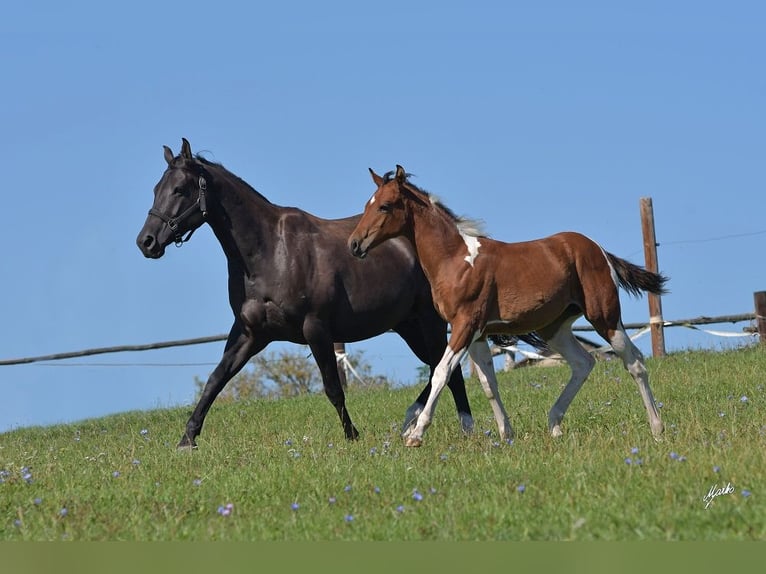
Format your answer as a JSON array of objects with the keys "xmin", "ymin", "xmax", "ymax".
[
  {"xmin": 291, "ymin": 502, "xmax": 299, "ymax": 511},
  {"xmin": 344, "ymin": 484, "xmax": 352, "ymax": 492},
  {"xmin": 517, "ymin": 484, "xmax": 526, "ymax": 493},
  {"xmin": 193, "ymin": 479, "xmax": 202, "ymax": 486},
  {"xmin": 741, "ymin": 490, "xmax": 751, "ymax": 498},
  {"xmin": 217, "ymin": 503, "xmax": 234, "ymax": 516},
  {"xmin": 740, "ymin": 395, "xmax": 749, "ymax": 404},
  {"xmin": 713, "ymin": 466, "xmax": 721, "ymax": 473},
  {"xmin": 344, "ymin": 514, "xmax": 354, "ymax": 522},
  {"xmin": 631, "ymin": 447, "xmax": 639, "ymax": 454},
  {"xmin": 59, "ymin": 508, "xmax": 68, "ymax": 517},
  {"xmin": 328, "ymin": 497, "xmax": 336, "ymax": 505},
  {"xmin": 625, "ymin": 457, "xmax": 633, "ymax": 465},
  {"xmin": 33, "ymin": 497, "xmax": 42, "ymax": 505},
  {"xmin": 396, "ymin": 505, "xmax": 405, "ymax": 513},
  {"xmin": 412, "ymin": 490, "xmax": 423, "ymax": 502}
]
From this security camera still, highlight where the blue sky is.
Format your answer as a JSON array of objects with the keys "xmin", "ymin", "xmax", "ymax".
[{"xmin": 1, "ymin": 1, "xmax": 763, "ymax": 433}]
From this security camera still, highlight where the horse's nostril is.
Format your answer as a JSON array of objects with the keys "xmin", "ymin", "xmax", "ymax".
[{"xmin": 142, "ymin": 235, "xmax": 155, "ymax": 249}]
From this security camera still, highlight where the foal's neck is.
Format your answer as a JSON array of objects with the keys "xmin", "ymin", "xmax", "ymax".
[{"xmin": 410, "ymin": 203, "xmax": 474, "ymax": 280}]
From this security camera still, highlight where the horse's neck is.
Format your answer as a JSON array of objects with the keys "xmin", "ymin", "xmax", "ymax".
[{"xmin": 206, "ymin": 168, "xmax": 280, "ymax": 273}]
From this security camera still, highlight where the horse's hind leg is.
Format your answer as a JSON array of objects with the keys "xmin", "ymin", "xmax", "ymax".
[
  {"xmin": 468, "ymin": 339, "xmax": 513, "ymax": 440},
  {"xmin": 304, "ymin": 317, "xmax": 359, "ymax": 440},
  {"xmin": 394, "ymin": 316, "xmax": 473, "ymax": 437},
  {"xmin": 608, "ymin": 325, "xmax": 664, "ymax": 439},
  {"xmin": 540, "ymin": 316, "xmax": 595, "ymax": 437}
]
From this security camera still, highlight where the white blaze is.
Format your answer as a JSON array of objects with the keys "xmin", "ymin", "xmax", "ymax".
[{"xmin": 368, "ymin": 194, "xmax": 376, "ymax": 206}]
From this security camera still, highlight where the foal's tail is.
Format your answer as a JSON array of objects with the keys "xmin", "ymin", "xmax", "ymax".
[{"xmin": 606, "ymin": 252, "xmax": 669, "ymax": 297}]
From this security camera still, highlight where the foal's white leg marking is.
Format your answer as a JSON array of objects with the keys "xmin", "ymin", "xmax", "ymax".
[
  {"xmin": 468, "ymin": 340, "xmax": 514, "ymax": 440},
  {"xmin": 610, "ymin": 326, "xmax": 664, "ymax": 439},
  {"xmin": 401, "ymin": 402, "xmax": 423, "ymax": 438},
  {"xmin": 405, "ymin": 345, "xmax": 468, "ymax": 447},
  {"xmin": 546, "ymin": 319, "xmax": 596, "ymax": 437}
]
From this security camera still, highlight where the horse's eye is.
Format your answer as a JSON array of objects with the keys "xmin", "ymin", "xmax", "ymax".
[{"xmin": 379, "ymin": 203, "xmax": 392, "ymax": 214}]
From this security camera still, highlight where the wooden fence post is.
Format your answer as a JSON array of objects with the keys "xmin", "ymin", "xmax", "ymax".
[
  {"xmin": 754, "ymin": 291, "xmax": 766, "ymax": 344},
  {"xmin": 639, "ymin": 197, "xmax": 666, "ymax": 357}
]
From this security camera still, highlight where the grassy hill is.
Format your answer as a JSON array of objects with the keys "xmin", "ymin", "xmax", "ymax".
[{"xmin": 1, "ymin": 346, "xmax": 764, "ymax": 540}]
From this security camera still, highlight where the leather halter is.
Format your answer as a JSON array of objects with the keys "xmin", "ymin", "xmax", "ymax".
[{"xmin": 148, "ymin": 176, "xmax": 208, "ymax": 247}]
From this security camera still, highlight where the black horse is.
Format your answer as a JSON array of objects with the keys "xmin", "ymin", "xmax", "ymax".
[{"xmin": 136, "ymin": 139, "xmax": 481, "ymax": 448}]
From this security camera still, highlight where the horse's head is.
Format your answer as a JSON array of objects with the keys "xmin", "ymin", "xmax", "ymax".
[
  {"xmin": 136, "ymin": 138, "xmax": 209, "ymax": 259},
  {"xmin": 349, "ymin": 165, "xmax": 424, "ymax": 258}
]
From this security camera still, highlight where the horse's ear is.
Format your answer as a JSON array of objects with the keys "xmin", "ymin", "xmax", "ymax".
[
  {"xmin": 180, "ymin": 138, "xmax": 193, "ymax": 160},
  {"xmin": 395, "ymin": 165, "xmax": 407, "ymax": 183},
  {"xmin": 369, "ymin": 167, "xmax": 385, "ymax": 187},
  {"xmin": 163, "ymin": 145, "xmax": 174, "ymax": 165}
]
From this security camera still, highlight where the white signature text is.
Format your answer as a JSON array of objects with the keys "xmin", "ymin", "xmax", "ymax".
[{"xmin": 703, "ymin": 482, "xmax": 735, "ymax": 509}]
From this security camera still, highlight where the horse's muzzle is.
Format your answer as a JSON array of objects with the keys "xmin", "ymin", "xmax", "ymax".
[
  {"xmin": 137, "ymin": 231, "xmax": 165, "ymax": 259},
  {"xmin": 348, "ymin": 238, "xmax": 367, "ymax": 259}
]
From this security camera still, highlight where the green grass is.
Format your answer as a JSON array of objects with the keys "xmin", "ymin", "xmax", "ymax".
[{"xmin": 1, "ymin": 346, "xmax": 764, "ymax": 540}]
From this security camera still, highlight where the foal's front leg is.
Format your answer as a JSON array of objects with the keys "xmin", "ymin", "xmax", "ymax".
[{"xmin": 405, "ymin": 330, "xmax": 473, "ymax": 447}]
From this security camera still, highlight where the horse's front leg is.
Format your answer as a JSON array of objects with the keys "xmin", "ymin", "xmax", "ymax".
[
  {"xmin": 303, "ymin": 317, "xmax": 359, "ymax": 440},
  {"xmin": 178, "ymin": 321, "xmax": 265, "ymax": 449},
  {"xmin": 405, "ymin": 325, "xmax": 474, "ymax": 447}
]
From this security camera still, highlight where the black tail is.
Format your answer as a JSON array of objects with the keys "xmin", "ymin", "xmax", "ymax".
[
  {"xmin": 489, "ymin": 332, "xmax": 550, "ymax": 353},
  {"xmin": 606, "ymin": 252, "xmax": 669, "ymax": 297}
]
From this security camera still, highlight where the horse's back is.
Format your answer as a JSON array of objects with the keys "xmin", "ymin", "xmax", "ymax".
[{"xmin": 274, "ymin": 209, "xmax": 429, "ymax": 338}]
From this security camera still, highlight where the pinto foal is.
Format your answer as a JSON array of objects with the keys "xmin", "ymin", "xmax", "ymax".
[{"xmin": 349, "ymin": 166, "xmax": 668, "ymax": 447}]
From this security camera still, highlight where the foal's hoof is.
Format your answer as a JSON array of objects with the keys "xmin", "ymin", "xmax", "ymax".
[
  {"xmin": 550, "ymin": 425, "xmax": 564, "ymax": 438},
  {"xmin": 404, "ymin": 436, "xmax": 423, "ymax": 448}
]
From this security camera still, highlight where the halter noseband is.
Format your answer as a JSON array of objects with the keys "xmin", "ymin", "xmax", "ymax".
[{"xmin": 148, "ymin": 176, "xmax": 208, "ymax": 247}]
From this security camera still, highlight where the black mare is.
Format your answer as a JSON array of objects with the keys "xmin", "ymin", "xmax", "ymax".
[{"xmin": 136, "ymin": 139, "xmax": 483, "ymax": 448}]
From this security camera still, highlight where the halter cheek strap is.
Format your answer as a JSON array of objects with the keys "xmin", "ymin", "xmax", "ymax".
[{"xmin": 148, "ymin": 176, "xmax": 208, "ymax": 247}]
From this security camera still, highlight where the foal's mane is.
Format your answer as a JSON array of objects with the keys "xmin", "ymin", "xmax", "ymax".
[{"xmin": 383, "ymin": 170, "xmax": 488, "ymax": 238}]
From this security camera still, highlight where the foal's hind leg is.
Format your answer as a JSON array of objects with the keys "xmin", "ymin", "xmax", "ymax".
[
  {"xmin": 540, "ymin": 317, "xmax": 596, "ymax": 438},
  {"xmin": 468, "ymin": 339, "xmax": 514, "ymax": 440},
  {"xmin": 608, "ymin": 326, "xmax": 664, "ymax": 439}
]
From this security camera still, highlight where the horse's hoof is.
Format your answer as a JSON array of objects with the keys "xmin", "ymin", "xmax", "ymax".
[
  {"xmin": 177, "ymin": 443, "xmax": 197, "ymax": 452},
  {"xmin": 550, "ymin": 425, "xmax": 564, "ymax": 438},
  {"xmin": 405, "ymin": 436, "xmax": 423, "ymax": 448}
]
